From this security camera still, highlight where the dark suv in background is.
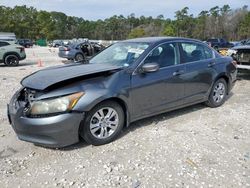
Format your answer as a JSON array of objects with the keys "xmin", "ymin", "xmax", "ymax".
[
  {"xmin": 206, "ymin": 38, "xmax": 234, "ymax": 50},
  {"xmin": 16, "ymin": 39, "xmax": 33, "ymax": 48}
]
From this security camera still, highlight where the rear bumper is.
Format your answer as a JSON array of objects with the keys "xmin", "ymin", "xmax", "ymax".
[
  {"xmin": 8, "ymin": 93, "xmax": 84, "ymax": 148},
  {"xmin": 237, "ymin": 65, "xmax": 250, "ymax": 70},
  {"xmin": 19, "ymin": 54, "xmax": 26, "ymax": 61},
  {"xmin": 228, "ymin": 68, "xmax": 237, "ymax": 93},
  {"xmin": 58, "ymin": 51, "xmax": 74, "ymax": 59}
]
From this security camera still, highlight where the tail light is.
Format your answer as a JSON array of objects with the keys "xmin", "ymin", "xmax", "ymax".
[
  {"xmin": 16, "ymin": 47, "xmax": 25, "ymax": 52},
  {"xmin": 63, "ymin": 47, "xmax": 70, "ymax": 51}
]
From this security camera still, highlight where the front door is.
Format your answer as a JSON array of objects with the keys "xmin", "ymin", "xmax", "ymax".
[{"xmin": 130, "ymin": 42, "xmax": 186, "ymax": 120}]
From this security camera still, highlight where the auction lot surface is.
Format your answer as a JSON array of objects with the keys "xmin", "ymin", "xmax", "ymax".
[{"xmin": 0, "ymin": 47, "xmax": 250, "ymax": 187}]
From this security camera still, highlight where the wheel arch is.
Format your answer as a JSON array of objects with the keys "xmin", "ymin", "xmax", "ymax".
[
  {"xmin": 82, "ymin": 96, "xmax": 130, "ymax": 128},
  {"xmin": 75, "ymin": 52, "xmax": 84, "ymax": 57},
  {"xmin": 214, "ymin": 73, "xmax": 230, "ymax": 94},
  {"xmin": 3, "ymin": 52, "xmax": 21, "ymax": 61}
]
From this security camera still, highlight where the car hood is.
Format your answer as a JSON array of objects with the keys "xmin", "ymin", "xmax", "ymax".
[
  {"xmin": 232, "ymin": 45, "xmax": 250, "ymax": 50},
  {"xmin": 21, "ymin": 63, "xmax": 122, "ymax": 90}
]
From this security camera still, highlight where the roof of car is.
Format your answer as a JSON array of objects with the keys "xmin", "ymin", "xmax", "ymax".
[
  {"xmin": 123, "ymin": 37, "xmax": 202, "ymax": 44},
  {"xmin": 233, "ymin": 45, "xmax": 250, "ymax": 50}
]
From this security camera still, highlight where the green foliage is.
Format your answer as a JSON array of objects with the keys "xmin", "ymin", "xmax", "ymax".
[
  {"xmin": 239, "ymin": 12, "xmax": 250, "ymax": 38},
  {"xmin": 162, "ymin": 24, "xmax": 175, "ymax": 36},
  {"xmin": 128, "ymin": 28, "xmax": 145, "ymax": 38},
  {"xmin": 0, "ymin": 5, "xmax": 249, "ymax": 41}
]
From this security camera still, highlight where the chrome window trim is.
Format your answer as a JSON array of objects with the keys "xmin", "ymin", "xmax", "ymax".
[{"xmin": 133, "ymin": 40, "xmax": 216, "ymax": 75}]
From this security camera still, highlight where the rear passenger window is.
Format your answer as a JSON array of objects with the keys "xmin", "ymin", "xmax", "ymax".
[
  {"xmin": 0, "ymin": 41, "xmax": 9, "ymax": 47},
  {"xmin": 180, "ymin": 42, "xmax": 213, "ymax": 63},
  {"xmin": 204, "ymin": 46, "xmax": 213, "ymax": 59}
]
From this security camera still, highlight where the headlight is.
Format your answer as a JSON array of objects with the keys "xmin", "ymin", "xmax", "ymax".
[{"xmin": 30, "ymin": 92, "xmax": 84, "ymax": 115}]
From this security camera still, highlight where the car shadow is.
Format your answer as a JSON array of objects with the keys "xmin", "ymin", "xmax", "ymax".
[
  {"xmin": 60, "ymin": 103, "xmax": 208, "ymax": 151},
  {"xmin": 120, "ymin": 103, "xmax": 206, "ymax": 136},
  {"xmin": 0, "ymin": 62, "xmax": 37, "ymax": 68},
  {"xmin": 58, "ymin": 91, "xmax": 235, "ymax": 151}
]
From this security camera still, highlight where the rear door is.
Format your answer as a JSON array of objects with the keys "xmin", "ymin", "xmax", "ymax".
[
  {"xmin": 130, "ymin": 42, "xmax": 186, "ymax": 120},
  {"xmin": 0, "ymin": 41, "xmax": 9, "ymax": 59},
  {"xmin": 178, "ymin": 42, "xmax": 216, "ymax": 104}
]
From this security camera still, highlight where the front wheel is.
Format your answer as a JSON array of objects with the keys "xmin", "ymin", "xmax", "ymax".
[
  {"xmin": 206, "ymin": 78, "xmax": 227, "ymax": 108},
  {"xmin": 4, "ymin": 55, "xmax": 19, "ymax": 66},
  {"xmin": 80, "ymin": 101, "xmax": 124, "ymax": 145}
]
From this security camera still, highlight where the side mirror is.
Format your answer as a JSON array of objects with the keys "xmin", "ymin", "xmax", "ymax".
[{"xmin": 141, "ymin": 63, "xmax": 159, "ymax": 73}]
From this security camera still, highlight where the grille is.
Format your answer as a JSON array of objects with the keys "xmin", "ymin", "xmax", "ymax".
[{"xmin": 238, "ymin": 52, "xmax": 250, "ymax": 63}]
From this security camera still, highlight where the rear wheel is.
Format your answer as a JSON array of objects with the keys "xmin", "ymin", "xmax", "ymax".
[
  {"xmin": 4, "ymin": 55, "xmax": 19, "ymax": 66},
  {"xmin": 74, "ymin": 53, "xmax": 85, "ymax": 62},
  {"xmin": 206, "ymin": 78, "xmax": 227, "ymax": 108},
  {"xmin": 80, "ymin": 101, "xmax": 124, "ymax": 145}
]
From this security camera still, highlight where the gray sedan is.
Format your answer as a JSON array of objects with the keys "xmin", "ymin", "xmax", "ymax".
[
  {"xmin": 58, "ymin": 42, "xmax": 97, "ymax": 61},
  {"xmin": 8, "ymin": 37, "xmax": 237, "ymax": 148}
]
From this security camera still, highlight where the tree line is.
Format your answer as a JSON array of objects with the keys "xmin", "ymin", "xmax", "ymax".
[{"xmin": 0, "ymin": 5, "xmax": 249, "ymax": 41}]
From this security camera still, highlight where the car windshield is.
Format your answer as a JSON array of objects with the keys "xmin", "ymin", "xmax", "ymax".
[{"xmin": 89, "ymin": 42, "xmax": 149, "ymax": 67}]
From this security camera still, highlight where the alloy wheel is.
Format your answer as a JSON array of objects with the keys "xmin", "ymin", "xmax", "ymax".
[
  {"xmin": 76, "ymin": 54, "xmax": 84, "ymax": 61},
  {"xmin": 90, "ymin": 107, "xmax": 119, "ymax": 139},
  {"xmin": 212, "ymin": 82, "xmax": 226, "ymax": 103},
  {"xmin": 5, "ymin": 55, "xmax": 19, "ymax": 66}
]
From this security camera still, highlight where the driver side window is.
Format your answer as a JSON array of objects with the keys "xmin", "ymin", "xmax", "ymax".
[{"xmin": 144, "ymin": 43, "xmax": 178, "ymax": 68}]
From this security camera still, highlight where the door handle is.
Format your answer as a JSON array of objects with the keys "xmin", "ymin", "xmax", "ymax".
[
  {"xmin": 208, "ymin": 62, "xmax": 215, "ymax": 67},
  {"xmin": 173, "ymin": 70, "xmax": 184, "ymax": 76}
]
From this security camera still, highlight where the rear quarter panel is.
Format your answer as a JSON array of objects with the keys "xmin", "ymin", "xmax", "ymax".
[{"xmin": 213, "ymin": 56, "xmax": 237, "ymax": 92}]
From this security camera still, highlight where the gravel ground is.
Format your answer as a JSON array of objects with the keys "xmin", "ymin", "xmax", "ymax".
[{"xmin": 0, "ymin": 47, "xmax": 249, "ymax": 188}]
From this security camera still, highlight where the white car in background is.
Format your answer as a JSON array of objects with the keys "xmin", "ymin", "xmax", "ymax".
[
  {"xmin": 227, "ymin": 40, "xmax": 250, "ymax": 70},
  {"xmin": 0, "ymin": 40, "xmax": 26, "ymax": 66}
]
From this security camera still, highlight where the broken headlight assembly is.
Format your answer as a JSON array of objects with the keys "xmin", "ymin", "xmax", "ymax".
[
  {"xmin": 226, "ymin": 49, "xmax": 237, "ymax": 56},
  {"xmin": 29, "ymin": 92, "xmax": 84, "ymax": 116}
]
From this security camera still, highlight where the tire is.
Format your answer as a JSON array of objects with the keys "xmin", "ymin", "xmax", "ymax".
[
  {"xmin": 80, "ymin": 101, "xmax": 125, "ymax": 146},
  {"xmin": 206, "ymin": 78, "xmax": 227, "ymax": 108},
  {"xmin": 74, "ymin": 53, "xmax": 85, "ymax": 62},
  {"xmin": 4, "ymin": 55, "xmax": 19, "ymax": 66}
]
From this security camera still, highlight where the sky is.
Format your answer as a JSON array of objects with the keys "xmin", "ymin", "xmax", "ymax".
[{"xmin": 0, "ymin": 0, "xmax": 249, "ymax": 20}]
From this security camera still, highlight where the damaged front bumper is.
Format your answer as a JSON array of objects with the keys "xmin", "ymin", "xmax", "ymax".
[{"xmin": 7, "ymin": 89, "xmax": 84, "ymax": 148}]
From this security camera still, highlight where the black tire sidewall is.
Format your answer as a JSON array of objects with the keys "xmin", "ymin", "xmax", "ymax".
[
  {"xmin": 75, "ymin": 53, "xmax": 84, "ymax": 62},
  {"xmin": 4, "ymin": 55, "xmax": 19, "ymax": 66},
  {"xmin": 207, "ymin": 78, "xmax": 227, "ymax": 107},
  {"xmin": 80, "ymin": 101, "xmax": 124, "ymax": 145}
]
